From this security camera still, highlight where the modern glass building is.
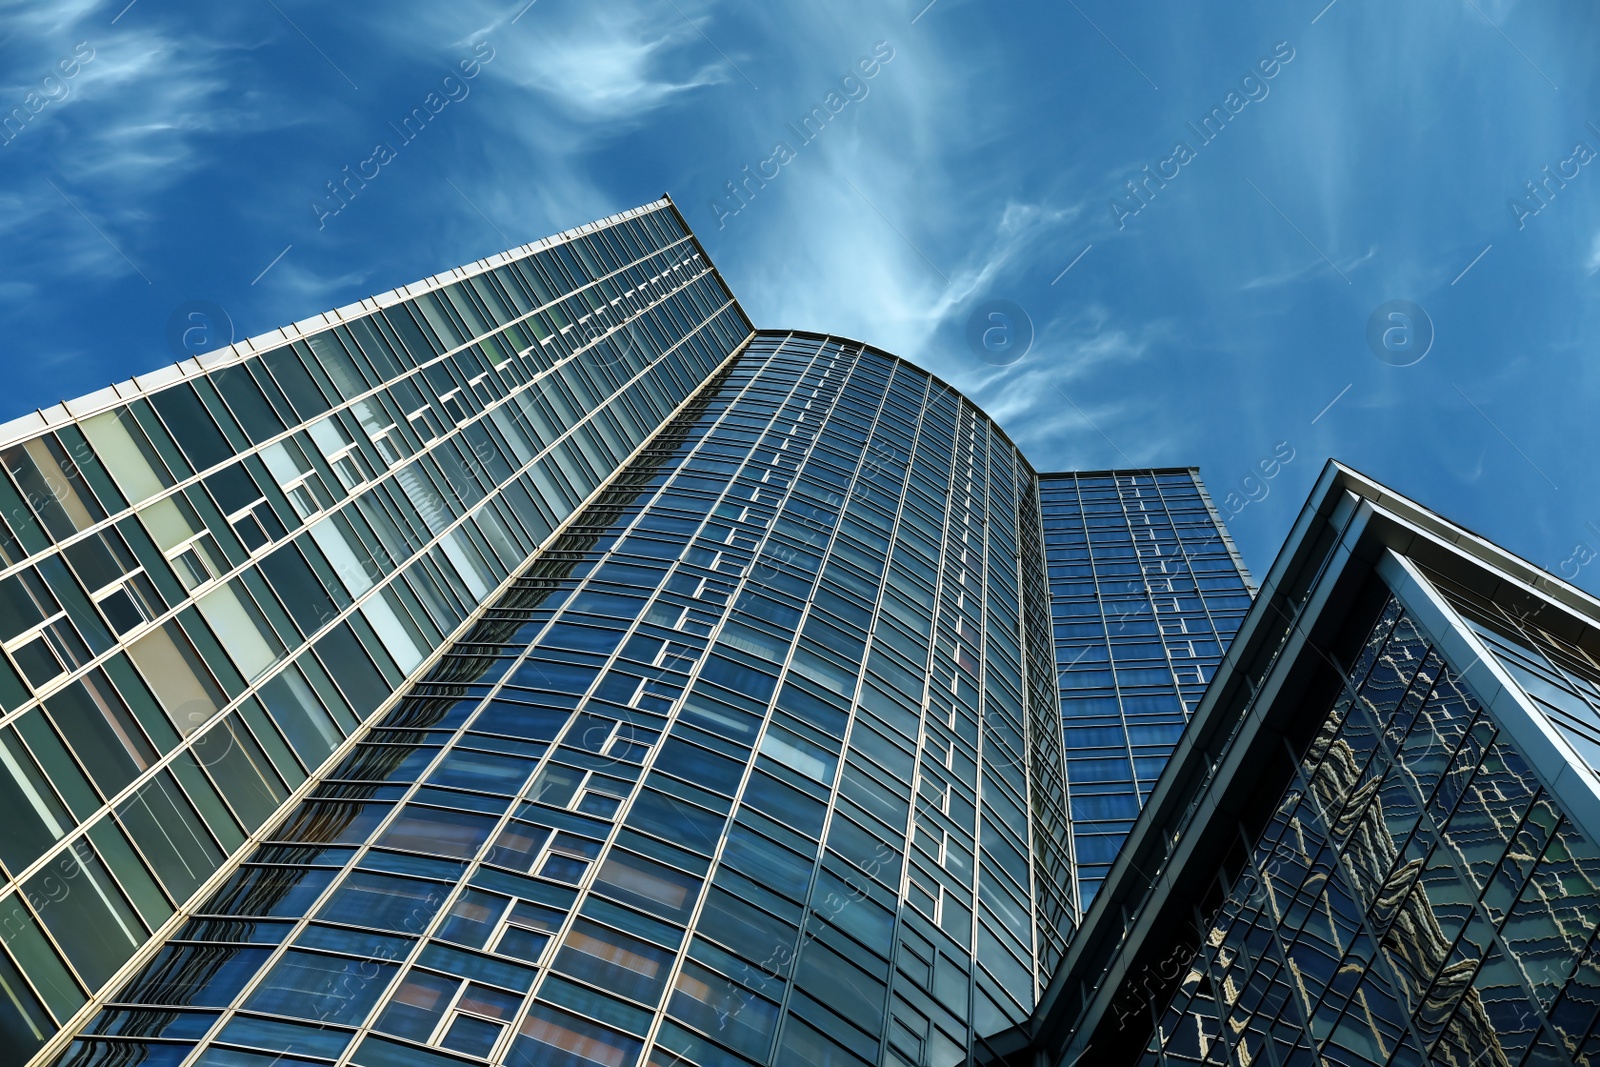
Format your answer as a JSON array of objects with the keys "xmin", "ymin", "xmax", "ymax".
[
  {"xmin": 1010, "ymin": 463, "xmax": 1600, "ymax": 1067},
  {"xmin": 1039, "ymin": 471, "xmax": 1253, "ymax": 911},
  {"xmin": 0, "ymin": 198, "xmax": 1232, "ymax": 1067},
  {"xmin": 10, "ymin": 197, "xmax": 1584, "ymax": 1067}
]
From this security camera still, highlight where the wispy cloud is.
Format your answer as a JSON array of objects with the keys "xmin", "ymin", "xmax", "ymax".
[{"xmin": 488, "ymin": 8, "xmax": 730, "ymax": 122}]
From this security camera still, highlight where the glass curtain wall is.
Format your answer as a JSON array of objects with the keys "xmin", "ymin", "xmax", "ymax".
[
  {"xmin": 1037, "ymin": 471, "xmax": 1253, "ymax": 911},
  {"xmin": 1133, "ymin": 590, "xmax": 1600, "ymax": 1067},
  {"xmin": 43, "ymin": 332, "xmax": 1071, "ymax": 1067},
  {"xmin": 0, "ymin": 200, "xmax": 750, "ymax": 1061}
]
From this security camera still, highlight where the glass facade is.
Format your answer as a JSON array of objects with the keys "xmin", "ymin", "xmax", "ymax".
[
  {"xmin": 1038, "ymin": 471, "xmax": 1252, "ymax": 911},
  {"xmin": 1026, "ymin": 462, "xmax": 1600, "ymax": 1067},
  {"xmin": 0, "ymin": 198, "xmax": 750, "ymax": 1064},
  {"xmin": 0, "ymin": 197, "xmax": 1273, "ymax": 1067},
  {"xmin": 1430, "ymin": 570, "xmax": 1600, "ymax": 779},
  {"xmin": 1134, "ymin": 592, "xmax": 1600, "ymax": 1066},
  {"xmin": 39, "ymin": 332, "xmax": 1073, "ymax": 1067}
]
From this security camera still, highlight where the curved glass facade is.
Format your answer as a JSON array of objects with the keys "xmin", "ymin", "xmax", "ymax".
[
  {"xmin": 1, "ymin": 199, "xmax": 1273, "ymax": 1067},
  {"xmin": 39, "ymin": 332, "xmax": 1071, "ymax": 1067}
]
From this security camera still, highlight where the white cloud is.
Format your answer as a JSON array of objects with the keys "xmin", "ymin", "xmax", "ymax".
[
  {"xmin": 1586, "ymin": 231, "xmax": 1600, "ymax": 274},
  {"xmin": 489, "ymin": 10, "xmax": 730, "ymax": 122},
  {"xmin": 0, "ymin": 0, "xmax": 102, "ymax": 40}
]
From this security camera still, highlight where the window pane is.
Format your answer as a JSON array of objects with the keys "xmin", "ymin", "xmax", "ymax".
[
  {"xmin": 195, "ymin": 581, "xmax": 283, "ymax": 682},
  {"xmin": 27, "ymin": 840, "xmax": 146, "ymax": 989},
  {"xmin": 0, "ymin": 727, "xmax": 72, "ymax": 873},
  {"xmin": 257, "ymin": 667, "xmax": 343, "ymax": 765},
  {"xmin": 116, "ymin": 770, "xmax": 224, "ymax": 901},
  {"xmin": 113, "ymin": 944, "xmax": 273, "ymax": 1006},
  {"xmin": 374, "ymin": 967, "xmax": 457, "ymax": 1041},
  {"xmin": 125, "ymin": 621, "xmax": 225, "ymax": 736},
  {"xmin": 202, "ymin": 866, "xmax": 336, "ymax": 918},
  {"xmin": 507, "ymin": 1003, "xmax": 642, "ymax": 1067},
  {"xmin": 316, "ymin": 871, "xmax": 449, "ymax": 934},
  {"xmin": 243, "ymin": 949, "xmax": 398, "ymax": 1024},
  {"xmin": 190, "ymin": 717, "xmax": 289, "ymax": 830},
  {"xmin": 592, "ymin": 852, "xmax": 701, "ymax": 923},
  {"xmin": 148, "ymin": 385, "xmax": 233, "ymax": 473},
  {"xmin": 43, "ymin": 672, "xmax": 157, "ymax": 797},
  {"xmin": 0, "ymin": 944, "xmax": 52, "ymax": 1059},
  {"xmin": 80, "ymin": 410, "xmax": 172, "ymax": 505},
  {"xmin": 553, "ymin": 920, "xmax": 673, "ymax": 1005},
  {"xmin": 375, "ymin": 806, "xmax": 495, "ymax": 860},
  {"xmin": 211, "ymin": 365, "xmax": 288, "ymax": 444}
]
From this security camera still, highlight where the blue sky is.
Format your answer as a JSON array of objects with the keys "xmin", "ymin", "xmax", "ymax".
[{"xmin": 1, "ymin": 0, "xmax": 1598, "ymax": 588}]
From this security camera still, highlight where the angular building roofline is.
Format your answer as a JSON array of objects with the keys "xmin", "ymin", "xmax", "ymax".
[
  {"xmin": 999, "ymin": 458, "xmax": 1600, "ymax": 1063},
  {"xmin": 0, "ymin": 197, "xmax": 710, "ymax": 451}
]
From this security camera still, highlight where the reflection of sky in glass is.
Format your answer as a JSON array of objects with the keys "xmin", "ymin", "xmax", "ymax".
[{"xmin": 1039, "ymin": 469, "xmax": 1252, "ymax": 911}]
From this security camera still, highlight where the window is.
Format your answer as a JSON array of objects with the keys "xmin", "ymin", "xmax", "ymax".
[
  {"xmin": 228, "ymin": 499, "xmax": 286, "ymax": 554},
  {"xmin": 92, "ymin": 579, "xmax": 158, "ymax": 636},
  {"xmin": 328, "ymin": 445, "xmax": 372, "ymax": 492},
  {"xmin": 575, "ymin": 776, "xmax": 630, "ymax": 819},
  {"xmin": 907, "ymin": 870, "xmax": 942, "ymax": 923},
  {"xmin": 468, "ymin": 370, "xmax": 497, "ymax": 401},
  {"xmin": 408, "ymin": 404, "xmax": 445, "ymax": 443},
  {"xmin": 281, "ymin": 483, "xmax": 321, "ymax": 524},
  {"xmin": 552, "ymin": 919, "xmax": 673, "ymax": 1005},
  {"xmin": 631, "ymin": 677, "xmax": 680, "ymax": 713},
  {"xmin": 370, "ymin": 425, "xmax": 406, "ymax": 468},
  {"xmin": 166, "ymin": 531, "xmax": 225, "ymax": 591},
  {"xmin": 439, "ymin": 389, "xmax": 472, "ymax": 426},
  {"xmin": 492, "ymin": 901, "xmax": 562, "ymax": 963},
  {"xmin": 438, "ymin": 982, "xmax": 522, "ymax": 1057},
  {"xmin": 538, "ymin": 833, "xmax": 602, "ymax": 884},
  {"xmin": 5, "ymin": 613, "xmax": 91, "ymax": 688},
  {"xmin": 604, "ymin": 728, "xmax": 657, "ymax": 764},
  {"xmin": 64, "ymin": 530, "xmax": 164, "ymax": 637}
]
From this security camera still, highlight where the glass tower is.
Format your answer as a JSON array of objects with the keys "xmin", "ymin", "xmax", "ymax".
[
  {"xmin": 0, "ymin": 199, "xmax": 749, "ymax": 1064},
  {"xmin": 0, "ymin": 199, "xmax": 1253, "ymax": 1067},
  {"xmin": 1038, "ymin": 471, "xmax": 1252, "ymax": 911},
  {"xmin": 1023, "ymin": 462, "xmax": 1600, "ymax": 1067}
]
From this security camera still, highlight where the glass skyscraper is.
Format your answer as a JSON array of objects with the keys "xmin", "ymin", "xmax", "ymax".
[
  {"xmin": 1016, "ymin": 464, "xmax": 1600, "ymax": 1067},
  {"xmin": 0, "ymin": 198, "xmax": 1132, "ymax": 1067},
  {"xmin": 1040, "ymin": 472, "xmax": 1252, "ymax": 911},
  {"xmin": 21, "ymin": 197, "xmax": 1588, "ymax": 1067}
]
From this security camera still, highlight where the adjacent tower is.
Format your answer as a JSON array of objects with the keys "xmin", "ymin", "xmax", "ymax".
[
  {"xmin": 1037, "ymin": 471, "xmax": 1253, "ymax": 911},
  {"xmin": 1016, "ymin": 464, "xmax": 1600, "ymax": 1067}
]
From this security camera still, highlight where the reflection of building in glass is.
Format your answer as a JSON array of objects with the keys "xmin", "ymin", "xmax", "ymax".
[
  {"xmin": 1017, "ymin": 463, "xmax": 1600, "ymax": 1067},
  {"xmin": 12, "ymin": 199, "xmax": 1597, "ymax": 1067},
  {"xmin": 8, "ymin": 199, "xmax": 1249, "ymax": 1067}
]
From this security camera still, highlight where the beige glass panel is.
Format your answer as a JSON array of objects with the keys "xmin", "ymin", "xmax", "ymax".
[
  {"xmin": 195, "ymin": 582, "xmax": 279, "ymax": 681},
  {"xmin": 21, "ymin": 439, "xmax": 96, "ymax": 531},
  {"xmin": 126, "ymin": 624, "xmax": 221, "ymax": 735},
  {"xmin": 137, "ymin": 496, "xmax": 200, "ymax": 552},
  {"xmin": 81, "ymin": 412, "xmax": 167, "ymax": 505}
]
